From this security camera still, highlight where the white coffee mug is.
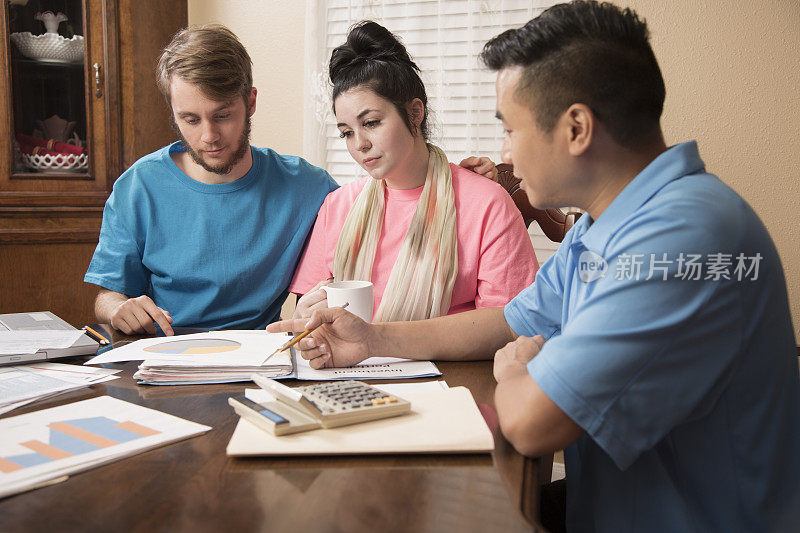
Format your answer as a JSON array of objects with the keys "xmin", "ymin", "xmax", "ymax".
[{"xmin": 322, "ymin": 281, "xmax": 374, "ymax": 322}]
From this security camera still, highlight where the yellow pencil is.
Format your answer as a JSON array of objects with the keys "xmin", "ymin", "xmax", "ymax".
[
  {"xmin": 83, "ymin": 325, "xmax": 110, "ymax": 345},
  {"xmin": 265, "ymin": 302, "xmax": 349, "ymax": 361}
]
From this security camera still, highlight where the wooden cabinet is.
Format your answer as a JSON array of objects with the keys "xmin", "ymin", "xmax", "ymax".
[{"xmin": 0, "ymin": 0, "xmax": 186, "ymax": 324}]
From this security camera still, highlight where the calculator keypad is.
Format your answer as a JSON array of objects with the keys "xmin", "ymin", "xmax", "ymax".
[
  {"xmin": 294, "ymin": 381, "xmax": 409, "ymax": 425},
  {"xmin": 297, "ymin": 381, "xmax": 395, "ymax": 412}
]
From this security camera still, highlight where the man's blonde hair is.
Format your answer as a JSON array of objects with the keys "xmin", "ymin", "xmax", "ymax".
[{"xmin": 156, "ymin": 24, "xmax": 253, "ymax": 105}]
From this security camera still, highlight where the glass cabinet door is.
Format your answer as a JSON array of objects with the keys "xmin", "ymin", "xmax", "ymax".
[
  {"xmin": 7, "ymin": 0, "xmax": 88, "ymax": 177},
  {"xmin": 1, "ymin": 0, "xmax": 114, "ymax": 195}
]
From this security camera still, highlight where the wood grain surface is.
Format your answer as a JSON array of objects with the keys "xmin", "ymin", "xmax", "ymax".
[{"xmin": 0, "ymin": 327, "xmax": 547, "ymax": 532}]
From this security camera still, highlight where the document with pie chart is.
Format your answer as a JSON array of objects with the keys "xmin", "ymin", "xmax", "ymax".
[
  {"xmin": 82, "ymin": 331, "xmax": 295, "ymax": 384},
  {"xmin": 84, "ymin": 331, "xmax": 291, "ymax": 366},
  {"xmin": 83, "ymin": 331, "xmax": 438, "ymax": 385}
]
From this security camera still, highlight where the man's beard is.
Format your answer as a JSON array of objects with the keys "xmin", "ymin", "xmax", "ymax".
[{"xmin": 172, "ymin": 115, "xmax": 251, "ymax": 176}]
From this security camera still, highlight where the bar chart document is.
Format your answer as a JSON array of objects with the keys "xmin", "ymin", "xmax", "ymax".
[{"xmin": 0, "ymin": 396, "xmax": 210, "ymax": 498}]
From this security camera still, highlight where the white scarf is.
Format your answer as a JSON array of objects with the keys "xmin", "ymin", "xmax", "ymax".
[{"xmin": 333, "ymin": 144, "xmax": 458, "ymax": 322}]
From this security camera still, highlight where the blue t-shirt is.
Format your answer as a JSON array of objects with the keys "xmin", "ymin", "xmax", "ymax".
[
  {"xmin": 505, "ymin": 142, "xmax": 800, "ymax": 532},
  {"xmin": 85, "ymin": 142, "xmax": 339, "ymax": 329}
]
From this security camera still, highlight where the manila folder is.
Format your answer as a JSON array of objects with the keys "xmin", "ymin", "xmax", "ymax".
[{"xmin": 226, "ymin": 386, "xmax": 494, "ymax": 456}]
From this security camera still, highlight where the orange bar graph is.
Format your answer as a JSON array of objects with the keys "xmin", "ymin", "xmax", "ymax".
[
  {"xmin": 116, "ymin": 421, "xmax": 160, "ymax": 437},
  {"xmin": 0, "ymin": 457, "xmax": 23, "ymax": 473},
  {"xmin": 47, "ymin": 422, "xmax": 117, "ymax": 448},
  {"xmin": 21, "ymin": 440, "xmax": 73, "ymax": 460}
]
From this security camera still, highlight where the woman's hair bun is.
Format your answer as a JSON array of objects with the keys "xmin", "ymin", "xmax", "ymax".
[{"xmin": 330, "ymin": 21, "xmax": 417, "ymax": 85}]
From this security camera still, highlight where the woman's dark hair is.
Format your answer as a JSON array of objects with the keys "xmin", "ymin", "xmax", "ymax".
[
  {"xmin": 329, "ymin": 21, "xmax": 429, "ymax": 140},
  {"xmin": 481, "ymin": 1, "xmax": 665, "ymax": 149}
]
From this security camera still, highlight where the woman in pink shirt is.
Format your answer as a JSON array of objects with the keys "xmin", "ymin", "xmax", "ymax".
[{"xmin": 290, "ymin": 21, "xmax": 538, "ymax": 321}]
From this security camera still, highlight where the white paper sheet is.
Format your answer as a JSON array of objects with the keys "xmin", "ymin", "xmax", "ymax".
[
  {"xmin": 0, "ymin": 398, "xmax": 35, "ymax": 416},
  {"xmin": 0, "ymin": 330, "xmax": 84, "ymax": 355},
  {"xmin": 293, "ymin": 353, "xmax": 441, "ymax": 381},
  {"xmin": 0, "ymin": 363, "xmax": 121, "ymax": 410},
  {"xmin": 17, "ymin": 362, "xmax": 120, "ymax": 384}
]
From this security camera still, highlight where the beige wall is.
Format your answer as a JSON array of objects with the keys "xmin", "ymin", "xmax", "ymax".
[
  {"xmin": 627, "ymin": 0, "xmax": 800, "ymax": 339},
  {"xmin": 188, "ymin": 0, "xmax": 306, "ymax": 155},
  {"xmin": 189, "ymin": 1, "xmax": 800, "ymax": 339}
]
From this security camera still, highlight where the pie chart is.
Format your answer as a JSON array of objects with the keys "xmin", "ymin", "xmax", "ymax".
[{"xmin": 143, "ymin": 338, "xmax": 241, "ymax": 355}]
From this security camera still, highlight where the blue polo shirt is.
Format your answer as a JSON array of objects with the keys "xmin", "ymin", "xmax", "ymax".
[
  {"xmin": 505, "ymin": 142, "xmax": 800, "ymax": 532},
  {"xmin": 85, "ymin": 143, "xmax": 338, "ymax": 330}
]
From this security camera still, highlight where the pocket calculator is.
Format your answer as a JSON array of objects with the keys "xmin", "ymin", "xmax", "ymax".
[{"xmin": 228, "ymin": 375, "xmax": 411, "ymax": 436}]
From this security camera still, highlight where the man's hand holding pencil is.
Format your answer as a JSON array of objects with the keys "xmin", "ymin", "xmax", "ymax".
[{"xmin": 267, "ymin": 305, "xmax": 372, "ymax": 369}]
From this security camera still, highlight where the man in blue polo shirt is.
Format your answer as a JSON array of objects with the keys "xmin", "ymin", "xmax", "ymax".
[{"xmin": 268, "ymin": 2, "xmax": 800, "ymax": 531}]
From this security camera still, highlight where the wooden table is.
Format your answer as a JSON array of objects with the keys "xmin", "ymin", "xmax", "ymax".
[{"xmin": 1, "ymin": 327, "xmax": 550, "ymax": 532}]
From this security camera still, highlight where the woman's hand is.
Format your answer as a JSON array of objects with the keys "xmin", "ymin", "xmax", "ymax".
[
  {"xmin": 293, "ymin": 277, "xmax": 333, "ymax": 319},
  {"xmin": 459, "ymin": 156, "xmax": 498, "ymax": 181}
]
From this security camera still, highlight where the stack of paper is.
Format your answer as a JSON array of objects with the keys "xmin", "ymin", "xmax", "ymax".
[
  {"xmin": 0, "ymin": 396, "xmax": 210, "ymax": 498},
  {"xmin": 0, "ymin": 362, "xmax": 121, "ymax": 415},
  {"xmin": 85, "ymin": 331, "xmax": 294, "ymax": 385},
  {"xmin": 84, "ymin": 331, "xmax": 442, "ymax": 385}
]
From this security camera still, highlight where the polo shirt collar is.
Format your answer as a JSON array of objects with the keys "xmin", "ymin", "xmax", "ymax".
[{"xmin": 577, "ymin": 141, "xmax": 706, "ymax": 252}]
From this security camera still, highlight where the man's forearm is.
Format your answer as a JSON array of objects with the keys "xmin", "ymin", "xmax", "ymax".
[
  {"xmin": 495, "ymin": 373, "xmax": 585, "ymax": 457},
  {"xmin": 94, "ymin": 289, "xmax": 128, "ymax": 324},
  {"xmin": 370, "ymin": 307, "xmax": 516, "ymax": 361}
]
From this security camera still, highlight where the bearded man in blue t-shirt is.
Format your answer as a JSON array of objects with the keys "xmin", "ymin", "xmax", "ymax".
[
  {"xmin": 268, "ymin": 2, "xmax": 800, "ymax": 531},
  {"xmin": 84, "ymin": 24, "xmax": 339, "ymax": 333}
]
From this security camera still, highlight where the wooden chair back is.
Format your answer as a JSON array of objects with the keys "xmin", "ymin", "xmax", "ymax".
[{"xmin": 493, "ymin": 163, "xmax": 582, "ymax": 243}]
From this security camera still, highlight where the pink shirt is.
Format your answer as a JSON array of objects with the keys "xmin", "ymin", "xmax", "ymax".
[{"xmin": 290, "ymin": 164, "xmax": 539, "ymax": 318}]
